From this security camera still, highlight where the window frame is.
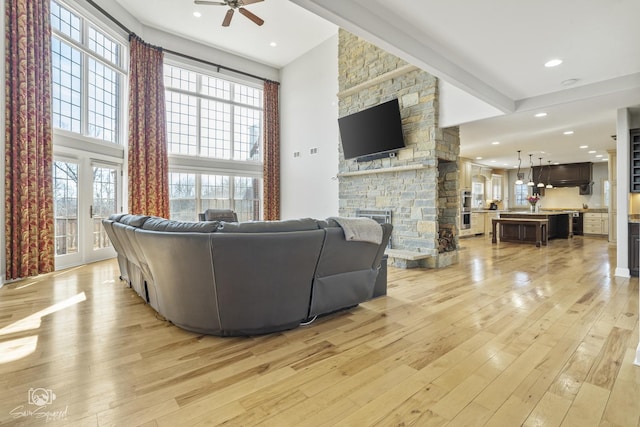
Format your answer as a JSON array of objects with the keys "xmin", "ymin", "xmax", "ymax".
[
  {"xmin": 50, "ymin": 0, "xmax": 128, "ymax": 148},
  {"xmin": 163, "ymin": 57, "xmax": 265, "ymax": 221}
]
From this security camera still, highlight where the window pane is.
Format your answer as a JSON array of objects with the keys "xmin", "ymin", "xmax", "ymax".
[
  {"xmin": 202, "ymin": 75, "xmax": 231, "ymax": 100},
  {"xmin": 164, "ymin": 64, "xmax": 197, "ymax": 92},
  {"xmin": 169, "ymin": 173, "xmax": 196, "ymax": 221},
  {"xmin": 52, "ymin": 37, "xmax": 82, "ymax": 133},
  {"xmin": 201, "ymin": 100, "xmax": 231, "ymax": 159},
  {"xmin": 92, "ymin": 166, "xmax": 118, "ymax": 249},
  {"xmin": 166, "ymin": 92, "xmax": 198, "ymax": 155},
  {"xmin": 234, "ymin": 83, "xmax": 262, "ymax": 108},
  {"xmin": 88, "ymin": 58, "xmax": 119, "ymax": 143},
  {"xmin": 234, "ymin": 176, "xmax": 261, "ymax": 222},
  {"xmin": 88, "ymin": 26, "xmax": 120, "ymax": 66},
  {"xmin": 234, "ymin": 107, "xmax": 262, "ymax": 161},
  {"xmin": 201, "ymin": 175, "xmax": 230, "ymax": 210},
  {"xmin": 50, "ymin": 0, "xmax": 81, "ymax": 42},
  {"xmin": 515, "ymin": 184, "xmax": 528, "ymax": 206},
  {"xmin": 54, "ymin": 161, "xmax": 79, "ymax": 255}
]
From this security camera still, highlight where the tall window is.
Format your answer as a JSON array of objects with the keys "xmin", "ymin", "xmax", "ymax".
[
  {"xmin": 50, "ymin": 0, "xmax": 126, "ymax": 144},
  {"xmin": 168, "ymin": 172, "xmax": 262, "ymax": 222},
  {"xmin": 164, "ymin": 63, "xmax": 264, "ymax": 220},
  {"xmin": 514, "ymin": 183, "xmax": 528, "ymax": 207}
]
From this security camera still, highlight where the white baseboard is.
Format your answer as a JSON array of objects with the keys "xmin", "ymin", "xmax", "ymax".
[
  {"xmin": 635, "ymin": 344, "xmax": 640, "ymax": 367},
  {"xmin": 614, "ymin": 267, "xmax": 631, "ymax": 278}
]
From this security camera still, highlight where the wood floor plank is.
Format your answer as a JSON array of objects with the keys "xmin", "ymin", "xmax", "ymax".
[{"xmin": 0, "ymin": 235, "xmax": 638, "ymax": 426}]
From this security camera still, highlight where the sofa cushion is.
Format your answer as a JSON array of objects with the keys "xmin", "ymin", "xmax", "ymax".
[
  {"xmin": 119, "ymin": 214, "xmax": 150, "ymax": 227},
  {"xmin": 217, "ymin": 218, "xmax": 320, "ymax": 233},
  {"xmin": 108, "ymin": 213, "xmax": 127, "ymax": 222},
  {"xmin": 141, "ymin": 217, "xmax": 220, "ymax": 233}
]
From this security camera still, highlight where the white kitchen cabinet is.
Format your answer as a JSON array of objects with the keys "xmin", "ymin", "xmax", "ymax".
[
  {"xmin": 460, "ymin": 158, "xmax": 472, "ymax": 190},
  {"xmin": 472, "ymin": 212, "xmax": 486, "ymax": 235},
  {"xmin": 485, "ymin": 211, "xmax": 499, "ymax": 234},
  {"xmin": 583, "ymin": 212, "xmax": 608, "ymax": 236}
]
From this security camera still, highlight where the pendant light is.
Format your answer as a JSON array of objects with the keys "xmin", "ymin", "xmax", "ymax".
[
  {"xmin": 527, "ymin": 154, "xmax": 535, "ymax": 186},
  {"xmin": 546, "ymin": 160, "xmax": 554, "ymax": 189},
  {"xmin": 537, "ymin": 157, "xmax": 545, "ymax": 187},
  {"xmin": 515, "ymin": 150, "xmax": 524, "ymax": 185}
]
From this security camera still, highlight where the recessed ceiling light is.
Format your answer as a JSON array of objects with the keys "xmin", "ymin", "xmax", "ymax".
[
  {"xmin": 491, "ymin": 141, "xmax": 500, "ymax": 145},
  {"xmin": 269, "ymin": 42, "xmax": 277, "ymax": 47},
  {"xmin": 193, "ymin": 11, "xmax": 202, "ymax": 17},
  {"xmin": 476, "ymin": 157, "xmax": 483, "ymax": 160},
  {"xmin": 491, "ymin": 160, "xmax": 496, "ymax": 163},
  {"xmin": 534, "ymin": 112, "xmax": 547, "ymax": 118},
  {"xmin": 602, "ymin": 158, "xmax": 608, "ymax": 161},
  {"xmin": 554, "ymin": 162, "xmax": 560, "ymax": 165},
  {"xmin": 595, "ymin": 154, "xmax": 603, "ymax": 158},
  {"xmin": 563, "ymin": 131, "xmax": 574, "ymax": 135},
  {"xmin": 579, "ymin": 145, "xmax": 588, "ymax": 149},
  {"xmin": 561, "ymin": 78, "xmax": 579, "ymax": 87},
  {"xmin": 588, "ymin": 150, "xmax": 596, "ymax": 154},
  {"xmin": 545, "ymin": 59, "xmax": 563, "ymax": 68}
]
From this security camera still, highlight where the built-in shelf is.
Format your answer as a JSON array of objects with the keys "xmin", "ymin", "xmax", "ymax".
[
  {"xmin": 385, "ymin": 249, "xmax": 431, "ymax": 261},
  {"xmin": 337, "ymin": 164, "xmax": 428, "ymax": 177}
]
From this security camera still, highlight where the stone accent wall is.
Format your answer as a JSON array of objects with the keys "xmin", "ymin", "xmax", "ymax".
[{"xmin": 337, "ymin": 30, "xmax": 460, "ymax": 268}]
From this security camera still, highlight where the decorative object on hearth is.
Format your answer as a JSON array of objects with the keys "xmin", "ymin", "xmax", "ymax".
[
  {"xmin": 194, "ymin": 0, "xmax": 264, "ymax": 27},
  {"xmin": 515, "ymin": 150, "xmax": 524, "ymax": 185}
]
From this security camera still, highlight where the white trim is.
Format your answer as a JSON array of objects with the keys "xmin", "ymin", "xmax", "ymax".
[
  {"xmin": 614, "ymin": 267, "xmax": 631, "ymax": 278},
  {"xmin": 635, "ymin": 344, "xmax": 640, "ymax": 366}
]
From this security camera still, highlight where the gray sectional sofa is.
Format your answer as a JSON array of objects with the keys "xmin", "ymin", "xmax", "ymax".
[{"xmin": 102, "ymin": 214, "xmax": 392, "ymax": 336}]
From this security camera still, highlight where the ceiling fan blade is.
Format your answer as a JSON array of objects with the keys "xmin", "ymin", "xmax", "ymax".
[
  {"xmin": 194, "ymin": 0, "xmax": 227, "ymax": 5},
  {"xmin": 238, "ymin": 7, "xmax": 264, "ymax": 26},
  {"xmin": 240, "ymin": 0, "xmax": 264, "ymax": 5},
  {"xmin": 222, "ymin": 8, "xmax": 234, "ymax": 26}
]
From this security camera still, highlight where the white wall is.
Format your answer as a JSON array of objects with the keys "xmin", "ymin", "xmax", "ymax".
[{"xmin": 280, "ymin": 34, "xmax": 339, "ymax": 219}]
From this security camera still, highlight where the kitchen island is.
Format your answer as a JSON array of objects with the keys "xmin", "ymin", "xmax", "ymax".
[{"xmin": 495, "ymin": 212, "xmax": 573, "ymax": 244}]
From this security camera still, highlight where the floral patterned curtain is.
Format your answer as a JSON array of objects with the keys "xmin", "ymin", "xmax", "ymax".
[
  {"xmin": 5, "ymin": 0, "xmax": 55, "ymax": 280},
  {"xmin": 127, "ymin": 35, "xmax": 169, "ymax": 218},
  {"xmin": 263, "ymin": 80, "xmax": 280, "ymax": 220}
]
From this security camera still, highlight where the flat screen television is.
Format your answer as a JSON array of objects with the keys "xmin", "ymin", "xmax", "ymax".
[{"xmin": 338, "ymin": 98, "xmax": 405, "ymax": 161}]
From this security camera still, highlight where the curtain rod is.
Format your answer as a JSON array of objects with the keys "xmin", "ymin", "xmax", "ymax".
[{"xmin": 83, "ymin": 0, "xmax": 278, "ymax": 84}]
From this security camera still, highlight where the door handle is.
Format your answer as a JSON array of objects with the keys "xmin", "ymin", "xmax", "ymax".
[{"xmin": 90, "ymin": 205, "xmax": 93, "ymax": 218}]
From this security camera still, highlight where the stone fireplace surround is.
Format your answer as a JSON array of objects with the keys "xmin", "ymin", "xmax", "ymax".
[{"xmin": 337, "ymin": 30, "xmax": 460, "ymax": 269}]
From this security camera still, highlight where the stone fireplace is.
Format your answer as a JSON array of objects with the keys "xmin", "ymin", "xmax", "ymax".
[{"xmin": 337, "ymin": 30, "xmax": 460, "ymax": 269}]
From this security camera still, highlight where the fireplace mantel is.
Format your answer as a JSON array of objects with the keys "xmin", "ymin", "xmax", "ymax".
[{"xmin": 337, "ymin": 164, "xmax": 428, "ymax": 178}]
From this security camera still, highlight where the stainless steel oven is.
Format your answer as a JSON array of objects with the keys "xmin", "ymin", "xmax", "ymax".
[{"xmin": 461, "ymin": 190, "xmax": 471, "ymax": 229}]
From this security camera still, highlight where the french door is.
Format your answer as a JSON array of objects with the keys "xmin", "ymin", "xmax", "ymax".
[{"xmin": 54, "ymin": 156, "xmax": 122, "ymax": 270}]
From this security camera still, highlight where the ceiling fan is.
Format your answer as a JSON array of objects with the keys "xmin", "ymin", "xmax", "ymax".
[{"xmin": 194, "ymin": 0, "xmax": 264, "ymax": 27}]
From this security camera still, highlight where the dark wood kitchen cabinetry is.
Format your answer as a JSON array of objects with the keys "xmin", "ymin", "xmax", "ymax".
[
  {"xmin": 631, "ymin": 129, "xmax": 640, "ymax": 192},
  {"xmin": 629, "ymin": 222, "xmax": 639, "ymax": 276},
  {"xmin": 533, "ymin": 162, "xmax": 592, "ymax": 188}
]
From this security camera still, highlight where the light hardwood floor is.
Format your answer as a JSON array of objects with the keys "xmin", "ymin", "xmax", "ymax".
[{"xmin": 1, "ymin": 235, "xmax": 639, "ymax": 426}]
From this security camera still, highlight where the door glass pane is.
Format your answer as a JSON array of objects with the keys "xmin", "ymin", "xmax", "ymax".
[
  {"xmin": 54, "ymin": 161, "xmax": 79, "ymax": 255},
  {"xmin": 93, "ymin": 166, "xmax": 118, "ymax": 250}
]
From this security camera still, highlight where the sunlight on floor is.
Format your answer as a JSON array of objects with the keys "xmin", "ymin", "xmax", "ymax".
[{"xmin": 0, "ymin": 292, "xmax": 87, "ymax": 364}]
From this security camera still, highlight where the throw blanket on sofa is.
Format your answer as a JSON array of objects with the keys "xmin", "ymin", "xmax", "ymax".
[{"xmin": 329, "ymin": 217, "xmax": 383, "ymax": 245}]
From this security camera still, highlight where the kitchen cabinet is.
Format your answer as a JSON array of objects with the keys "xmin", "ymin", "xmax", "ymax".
[
  {"xmin": 472, "ymin": 212, "xmax": 485, "ymax": 235},
  {"xmin": 485, "ymin": 211, "xmax": 499, "ymax": 234},
  {"xmin": 629, "ymin": 223, "xmax": 639, "ymax": 276},
  {"xmin": 631, "ymin": 129, "xmax": 640, "ymax": 192},
  {"xmin": 491, "ymin": 174, "xmax": 503, "ymax": 201},
  {"xmin": 460, "ymin": 158, "xmax": 472, "ymax": 190},
  {"xmin": 583, "ymin": 212, "xmax": 608, "ymax": 236},
  {"xmin": 533, "ymin": 162, "xmax": 592, "ymax": 187}
]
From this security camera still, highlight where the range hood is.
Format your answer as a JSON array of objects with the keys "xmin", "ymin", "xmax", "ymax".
[{"xmin": 533, "ymin": 162, "xmax": 593, "ymax": 188}]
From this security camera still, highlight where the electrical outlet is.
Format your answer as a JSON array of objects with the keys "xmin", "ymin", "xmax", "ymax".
[
  {"xmin": 293, "ymin": 151, "xmax": 301, "ymax": 158},
  {"xmin": 310, "ymin": 147, "xmax": 318, "ymax": 155}
]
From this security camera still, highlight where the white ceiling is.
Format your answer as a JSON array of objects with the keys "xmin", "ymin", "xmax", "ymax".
[{"xmin": 113, "ymin": 0, "xmax": 640, "ymax": 168}]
